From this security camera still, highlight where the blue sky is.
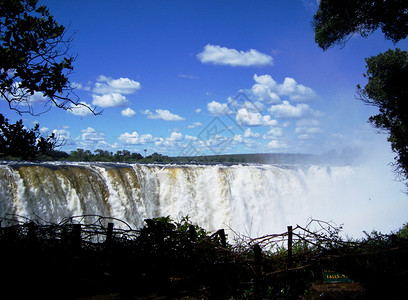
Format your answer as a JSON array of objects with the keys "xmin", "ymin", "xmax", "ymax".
[{"xmin": 2, "ymin": 0, "xmax": 407, "ymax": 157}]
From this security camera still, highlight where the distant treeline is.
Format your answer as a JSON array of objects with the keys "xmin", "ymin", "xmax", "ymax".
[{"xmin": 2, "ymin": 147, "xmax": 362, "ymax": 165}]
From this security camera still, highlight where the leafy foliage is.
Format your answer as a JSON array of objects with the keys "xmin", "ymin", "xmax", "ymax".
[
  {"xmin": 0, "ymin": 113, "xmax": 60, "ymax": 160},
  {"xmin": 313, "ymin": 1, "xmax": 408, "ymax": 187},
  {"xmin": 1, "ymin": 215, "xmax": 407, "ymax": 299},
  {"xmin": 358, "ymin": 49, "xmax": 408, "ymax": 186},
  {"xmin": 0, "ymin": 0, "xmax": 98, "ymax": 115},
  {"xmin": 313, "ymin": 0, "xmax": 408, "ymax": 50}
]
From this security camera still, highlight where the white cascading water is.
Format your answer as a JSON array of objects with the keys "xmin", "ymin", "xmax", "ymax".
[{"xmin": 0, "ymin": 161, "xmax": 407, "ymax": 239}]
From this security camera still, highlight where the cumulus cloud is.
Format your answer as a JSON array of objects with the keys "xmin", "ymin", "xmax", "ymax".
[
  {"xmin": 52, "ymin": 128, "xmax": 71, "ymax": 139},
  {"xmin": 252, "ymin": 74, "xmax": 317, "ymax": 103},
  {"xmin": 121, "ymin": 107, "xmax": 136, "ymax": 117},
  {"xmin": 243, "ymin": 128, "xmax": 261, "ymax": 138},
  {"xmin": 118, "ymin": 131, "xmax": 157, "ymax": 145},
  {"xmin": 185, "ymin": 135, "xmax": 197, "ymax": 141},
  {"xmin": 68, "ymin": 101, "xmax": 95, "ymax": 117},
  {"xmin": 77, "ymin": 75, "xmax": 142, "ymax": 109},
  {"xmin": 207, "ymin": 101, "xmax": 231, "ymax": 115},
  {"xmin": 268, "ymin": 100, "xmax": 321, "ymax": 118},
  {"xmin": 92, "ymin": 93, "xmax": 128, "ymax": 108},
  {"xmin": 197, "ymin": 44, "xmax": 273, "ymax": 67},
  {"xmin": 233, "ymin": 135, "xmax": 244, "ymax": 143},
  {"xmin": 227, "ymin": 96, "xmax": 265, "ymax": 114},
  {"xmin": 51, "ymin": 128, "xmax": 75, "ymax": 146},
  {"xmin": 28, "ymin": 91, "xmax": 48, "ymax": 104},
  {"xmin": 167, "ymin": 132, "xmax": 183, "ymax": 142},
  {"xmin": 187, "ymin": 122, "xmax": 202, "ymax": 128},
  {"xmin": 39, "ymin": 126, "xmax": 49, "ymax": 133},
  {"xmin": 267, "ymin": 140, "xmax": 288, "ymax": 149},
  {"xmin": 154, "ymin": 132, "xmax": 186, "ymax": 148},
  {"xmin": 263, "ymin": 127, "xmax": 283, "ymax": 138},
  {"xmin": 251, "ymin": 80, "xmax": 280, "ymax": 104},
  {"xmin": 142, "ymin": 109, "xmax": 185, "ymax": 121},
  {"xmin": 71, "ymin": 81, "xmax": 91, "ymax": 91},
  {"xmin": 295, "ymin": 119, "xmax": 321, "ymax": 139},
  {"xmin": 236, "ymin": 108, "xmax": 278, "ymax": 126},
  {"xmin": 93, "ymin": 76, "xmax": 141, "ymax": 95},
  {"xmin": 81, "ymin": 127, "xmax": 105, "ymax": 142}
]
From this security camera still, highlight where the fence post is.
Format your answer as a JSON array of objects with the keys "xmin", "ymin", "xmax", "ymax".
[
  {"xmin": 28, "ymin": 222, "xmax": 37, "ymax": 241},
  {"xmin": 73, "ymin": 224, "xmax": 81, "ymax": 253},
  {"xmin": 253, "ymin": 244, "xmax": 262, "ymax": 298},
  {"xmin": 106, "ymin": 222, "xmax": 114, "ymax": 248},
  {"xmin": 217, "ymin": 229, "xmax": 226, "ymax": 247},
  {"xmin": 189, "ymin": 224, "xmax": 196, "ymax": 242},
  {"xmin": 254, "ymin": 244, "xmax": 262, "ymax": 276},
  {"xmin": 27, "ymin": 221, "xmax": 39, "ymax": 249},
  {"xmin": 287, "ymin": 225, "xmax": 293, "ymax": 268}
]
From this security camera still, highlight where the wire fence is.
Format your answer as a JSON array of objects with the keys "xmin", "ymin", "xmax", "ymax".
[{"xmin": 0, "ymin": 214, "xmax": 407, "ymax": 299}]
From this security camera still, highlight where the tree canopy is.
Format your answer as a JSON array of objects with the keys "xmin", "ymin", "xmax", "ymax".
[
  {"xmin": 0, "ymin": 0, "xmax": 101, "ymax": 159},
  {"xmin": 0, "ymin": 113, "xmax": 60, "ymax": 160},
  {"xmin": 358, "ymin": 49, "xmax": 408, "ymax": 182},
  {"xmin": 0, "ymin": 0, "xmax": 98, "ymax": 115},
  {"xmin": 313, "ymin": 0, "xmax": 408, "ymax": 188},
  {"xmin": 313, "ymin": 0, "xmax": 408, "ymax": 50}
]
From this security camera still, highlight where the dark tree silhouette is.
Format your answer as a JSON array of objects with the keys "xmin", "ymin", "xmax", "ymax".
[
  {"xmin": 358, "ymin": 49, "xmax": 408, "ymax": 184},
  {"xmin": 0, "ymin": 113, "xmax": 61, "ymax": 160},
  {"xmin": 0, "ymin": 0, "xmax": 99, "ymax": 115},
  {"xmin": 313, "ymin": 0, "xmax": 408, "ymax": 50},
  {"xmin": 313, "ymin": 0, "xmax": 408, "ymax": 188}
]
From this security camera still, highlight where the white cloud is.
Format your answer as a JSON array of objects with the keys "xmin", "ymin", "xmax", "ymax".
[
  {"xmin": 227, "ymin": 96, "xmax": 265, "ymax": 113},
  {"xmin": 187, "ymin": 122, "xmax": 202, "ymax": 128},
  {"xmin": 252, "ymin": 74, "xmax": 317, "ymax": 103},
  {"xmin": 154, "ymin": 132, "xmax": 185, "ymax": 148},
  {"xmin": 195, "ymin": 108, "xmax": 202, "ymax": 114},
  {"xmin": 297, "ymin": 134, "xmax": 311, "ymax": 140},
  {"xmin": 197, "ymin": 44, "xmax": 273, "ymax": 67},
  {"xmin": 268, "ymin": 100, "xmax": 320, "ymax": 118},
  {"xmin": 142, "ymin": 109, "xmax": 185, "ymax": 121},
  {"xmin": 267, "ymin": 140, "xmax": 288, "ymax": 149},
  {"xmin": 207, "ymin": 101, "xmax": 231, "ymax": 115},
  {"xmin": 40, "ymin": 126, "xmax": 49, "ymax": 133},
  {"xmin": 68, "ymin": 101, "xmax": 95, "ymax": 116},
  {"xmin": 118, "ymin": 131, "xmax": 157, "ymax": 145},
  {"xmin": 72, "ymin": 82, "xmax": 91, "ymax": 91},
  {"xmin": 243, "ymin": 100, "xmax": 265, "ymax": 112},
  {"xmin": 236, "ymin": 108, "xmax": 278, "ymax": 126},
  {"xmin": 178, "ymin": 74, "xmax": 199, "ymax": 79},
  {"xmin": 92, "ymin": 93, "xmax": 128, "ymax": 108},
  {"xmin": 121, "ymin": 107, "xmax": 136, "ymax": 117},
  {"xmin": 263, "ymin": 127, "xmax": 283, "ymax": 139},
  {"xmin": 201, "ymin": 134, "xmax": 233, "ymax": 150},
  {"xmin": 243, "ymin": 128, "xmax": 261, "ymax": 138},
  {"xmin": 167, "ymin": 132, "xmax": 183, "ymax": 142},
  {"xmin": 185, "ymin": 135, "xmax": 197, "ymax": 141},
  {"xmin": 296, "ymin": 119, "xmax": 320, "ymax": 129},
  {"xmin": 28, "ymin": 91, "xmax": 48, "ymax": 104},
  {"xmin": 234, "ymin": 135, "xmax": 244, "ymax": 143},
  {"xmin": 52, "ymin": 128, "xmax": 73, "ymax": 144},
  {"xmin": 251, "ymin": 78, "xmax": 280, "ymax": 104},
  {"xmin": 81, "ymin": 127, "xmax": 105, "ymax": 142},
  {"xmin": 84, "ymin": 76, "xmax": 141, "ymax": 109},
  {"xmin": 295, "ymin": 119, "xmax": 321, "ymax": 139},
  {"xmin": 6, "ymin": 82, "xmax": 48, "ymax": 105},
  {"xmin": 93, "ymin": 76, "xmax": 141, "ymax": 95}
]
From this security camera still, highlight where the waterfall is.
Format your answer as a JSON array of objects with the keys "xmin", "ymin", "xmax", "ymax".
[{"xmin": 0, "ymin": 161, "xmax": 406, "ymax": 238}]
